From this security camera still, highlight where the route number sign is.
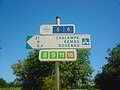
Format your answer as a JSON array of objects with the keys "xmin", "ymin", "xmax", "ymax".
[{"xmin": 39, "ymin": 49, "xmax": 77, "ymax": 61}]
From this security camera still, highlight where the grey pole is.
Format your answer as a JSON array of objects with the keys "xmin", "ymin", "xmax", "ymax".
[{"xmin": 55, "ymin": 16, "xmax": 60, "ymax": 90}]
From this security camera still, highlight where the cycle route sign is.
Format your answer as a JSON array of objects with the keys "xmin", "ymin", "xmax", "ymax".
[
  {"xmin": 26, "ymin": 34, "xmax": 91, "ymax": 50},
  {"xmin": 26, "ymin": 23, "xmax": 91, "ymax": 61}
]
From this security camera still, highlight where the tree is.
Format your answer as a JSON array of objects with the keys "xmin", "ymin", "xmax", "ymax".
[
  {"xmin": 60, "ymin": 49, "xmax": 93, "ymax": 89},
  {"xmin": 94, "ymin": 43, "xmax": 120, "ymax": 90},
  {"xmin": 12, "ymin": 50, "xmax": 93, "ymax": 89},
  {"xmin": 42, "ymin": 75, "xmax": 55, "ymax": 90},
  {"xmin": 8, "ymin": 79, "xmax": 21, "ymax": 87},
  {"xmin": 12, "ymin": 51, "xmax": 55, "ymax": 90},
  {"xmin": 0, "ymin": 77, "xmax": 8, "ymax": 88}
]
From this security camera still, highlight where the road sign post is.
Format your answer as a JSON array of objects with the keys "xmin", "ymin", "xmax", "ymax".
[
  {"xmin": 55, "ymin": 16, "xmax": 60, "ymax": 90},
  {"xmin": 26, "ymin": 16, "xmax": 92, "ymax": 90}
]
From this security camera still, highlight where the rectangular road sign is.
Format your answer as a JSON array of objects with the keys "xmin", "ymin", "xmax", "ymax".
[
  {"xmin": 26, "ymin": 34, "xmax": 91, "ymax": 49},
  {"xmin": 40, "ymin": 24, "xmax": 75, "ymax": 34},
  {"xmin": 39, "ymin": 49, "xmax": 77, "ymax": 61}
]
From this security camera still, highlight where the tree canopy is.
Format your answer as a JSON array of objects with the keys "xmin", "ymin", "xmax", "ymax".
[
  {"xmin": 94, "ymin": 43, "xmax": 120, "ymax": 90},
  {"xmin": 12, "ymin": 51, "xmax": 55, "ymax": 90},
  {"xmin": 60, "ymin": 50, "xmax": 93, "ymax": 89},
  {"xmin": 0, "ymin": 77, "xmax": 7, "ymax": 88},
  {"xmin": 12, "ymin": 49, "xmax": 93, "ymax": 90}
]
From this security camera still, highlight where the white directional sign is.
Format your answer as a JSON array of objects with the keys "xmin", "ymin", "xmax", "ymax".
[
  {"xmin": 39, "ymin": 49, "xmax": 77, "ymax": 61},
  {"xmin": 40, "ymin": 24, "xmax": 75, "ymax": 34},
  {"xmin": 26, "ymin": 34, "xmax": 91, "ymax": 49}
]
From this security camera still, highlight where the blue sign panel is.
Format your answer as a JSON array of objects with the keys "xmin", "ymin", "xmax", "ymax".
[
  {"xmin": 53, "ymin": 26, "xmax": 64, "ymax": 33},
  {"xmin": 40, "ymin": 24, "xmax": 75, "ymax": 34},
  {"xmin": 64, "ymin": 26, "xmax": 73, "ymax": 33},
  {"xmin": 53, "ymin": 26, "xmax": 74, "ymax": 33}
]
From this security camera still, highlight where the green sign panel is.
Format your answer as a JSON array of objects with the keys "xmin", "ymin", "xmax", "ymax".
[
  {"xmin": 58, "ymin": 51, "xmax": 65, "ymax": 59},
  {"xmin": 39, "ymin": 49, "xmax": 77, "ymax": 61},
  {"xmin": 41, "ymin": 51, "xmax": 48, "ymax": 59},
  {"xmin": 50, "ymin": 51, "xmax": 57, "ymax": 59},
  {"xmin": 82, "ymin": 38, "xmax": 90, "ymax": 45}
]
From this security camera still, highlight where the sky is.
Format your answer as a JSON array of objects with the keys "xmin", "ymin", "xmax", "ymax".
[{"xmin": 0, "ymin": 0, "xmax": 120, "ymax": 82}]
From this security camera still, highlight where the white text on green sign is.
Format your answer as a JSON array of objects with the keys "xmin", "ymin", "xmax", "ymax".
[{"xmin": 39, "ymin": 49, "xmax": 77, "ymax": 61}]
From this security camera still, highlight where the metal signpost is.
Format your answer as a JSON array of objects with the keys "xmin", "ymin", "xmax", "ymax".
[
  {"xmin": 26, "ymin": 16, "xmax": 91, "ymax": 90},
  {"xmin": 55, "ymin": 17, "xmax": 60, "ymax": 90}
]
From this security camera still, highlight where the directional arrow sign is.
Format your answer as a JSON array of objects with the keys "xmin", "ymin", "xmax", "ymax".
[
  {"xmin": 40, "ymin": 24, "xmax": 75, "ymax": 34},
  {"xmin": 26, "ymin": 34, "xmax": 91, "ymax": 49},
  {"xmin": 39, "ymin": 49, "xmax": 77, "ymax": 61}
]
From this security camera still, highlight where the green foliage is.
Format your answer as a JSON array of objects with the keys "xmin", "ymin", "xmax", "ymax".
[
  {"xmin": 12, "ymin": 50, "xmax": 55, "ymax": 90},
  {"xmin": 12, "ymin": 50, "xmax": 93, "ymax": 89},
  {"xmin": 60, "ymin": 50, "xmax": 93, "ymax": 89},
  {"xmin": 0, "ymin": 77, "xmax": 20, "ymax": 88},
  {"xmin": 42, "ymin": 75, "xmax": 55, "ymax": 90},
  {"xmin": 0, "ymin": 87, "xmax": 21, "ymax": 90},
  {"xmin": 94, "ymin": 43, "xmax": 120, "ymax": 90},
  {"xmin": 0, "ymin": 78, "xmax": 8, "ymax": 88}
]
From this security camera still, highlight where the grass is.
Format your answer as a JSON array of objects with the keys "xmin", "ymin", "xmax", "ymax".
[{"xmin": 0, "ymin": 87, "xmax": 21, "ymax": 90}]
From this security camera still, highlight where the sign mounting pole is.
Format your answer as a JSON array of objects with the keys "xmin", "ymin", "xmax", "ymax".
[{"xmin": 55, "ymin": 16, "xmax": 60, "ymax": 90}]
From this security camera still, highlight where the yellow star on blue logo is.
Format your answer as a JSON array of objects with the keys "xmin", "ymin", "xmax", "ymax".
[{"xmin": 53, "ymin": 26, "xmax": 63, "ymax": 33}]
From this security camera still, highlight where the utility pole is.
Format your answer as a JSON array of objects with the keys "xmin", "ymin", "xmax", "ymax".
[{"xmin": 55, "ymin": 16, "xmax": 60, "ymax": 90}]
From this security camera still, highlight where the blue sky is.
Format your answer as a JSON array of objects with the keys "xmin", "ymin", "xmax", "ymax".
[{"xmin": 0, "ymin": 0, "xmax": 120, "ymax": 82}]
